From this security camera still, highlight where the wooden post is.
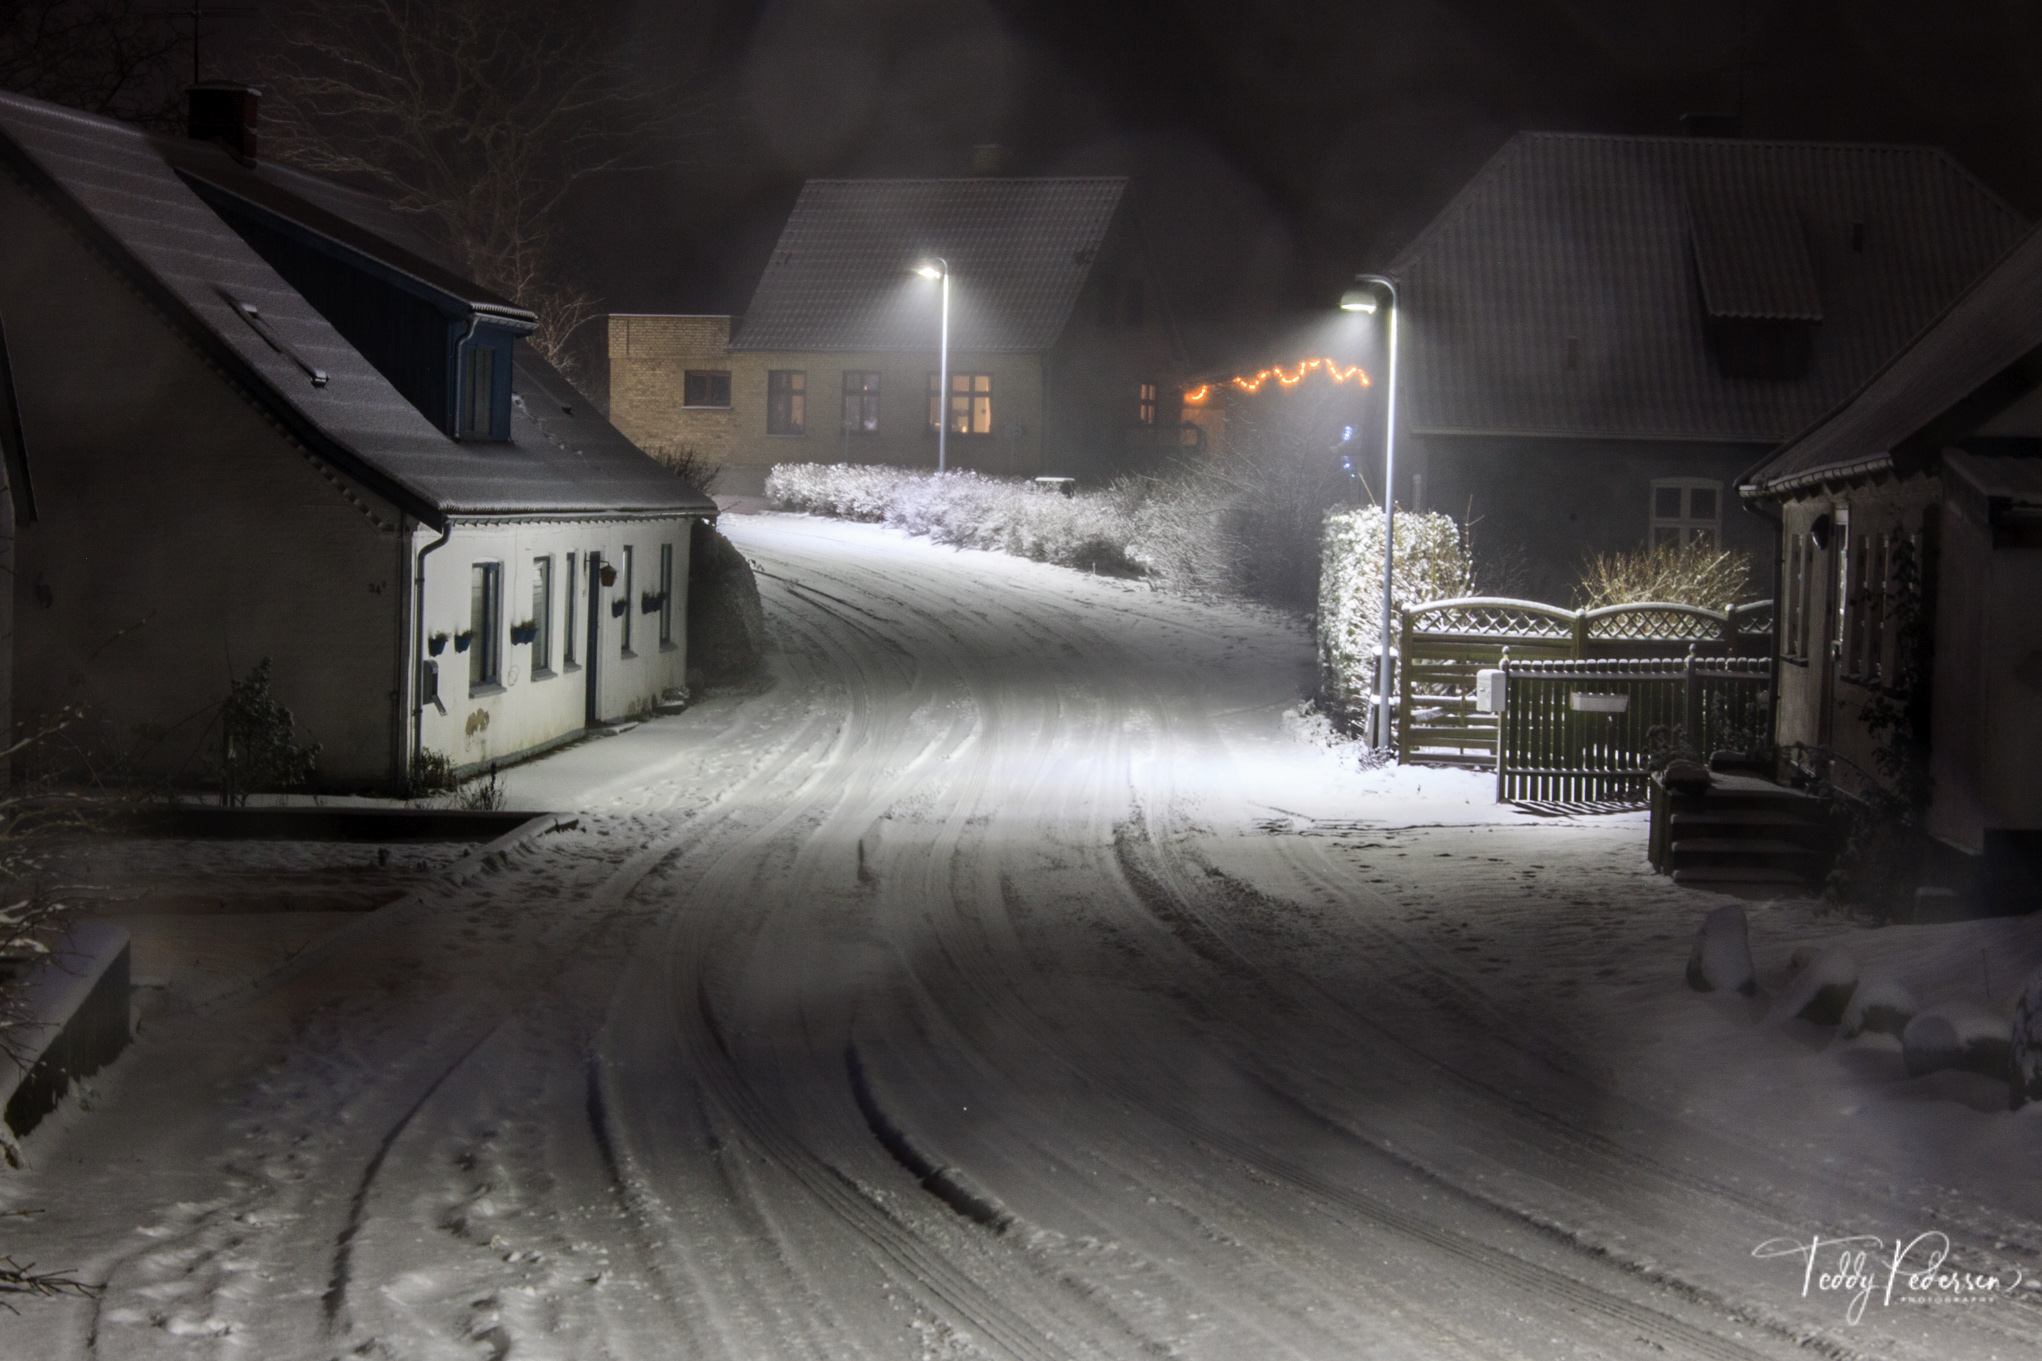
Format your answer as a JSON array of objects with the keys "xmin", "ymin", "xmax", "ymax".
[
  {"xmin": 1495, "ymin": 646, "xmax": 1510, "ymax": 805},
  {"xmin": 1397, "ymin": 607, "xmax": 1413, "ymax": 758},
  {"xmin": 1571, "ymin": 607, "xmax": 1590, "ymax": 659},
  {"xmin": 1683, "ymin": 644, "xmax": 1701, "ymax": 753}
]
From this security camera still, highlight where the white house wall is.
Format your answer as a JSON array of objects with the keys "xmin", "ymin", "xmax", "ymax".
[{"xmin": 413, "ymin": 517, "xmax": 694, "ymax": 772}]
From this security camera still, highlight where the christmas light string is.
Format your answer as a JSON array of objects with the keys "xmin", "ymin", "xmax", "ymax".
[{"xmin": 1183, "ymin": 358, "xmax": 1369, "ymax": 403}]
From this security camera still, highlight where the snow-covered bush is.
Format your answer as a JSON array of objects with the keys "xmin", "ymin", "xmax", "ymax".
[
  {"xmin": 1316, "ymin": 506, "xmax": 1473, "ymax": 719},
  {"xmin": 764, "ymin": 464, "xmax": 1241, "ymax": 594}
]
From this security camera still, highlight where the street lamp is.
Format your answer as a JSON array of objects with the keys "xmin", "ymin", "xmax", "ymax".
[
  {"xmin": 914, "ymin": 258, "xmax": 950, "ymax": 473},
  {"xmin": 1342, "ymin": 274, "xmax": 1399, "ymax": 751}
]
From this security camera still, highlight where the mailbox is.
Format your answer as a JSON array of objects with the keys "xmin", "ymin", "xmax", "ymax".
[{"xmin": 1474, "ymin": 668, "xmax": 1506, "ymax": 713}]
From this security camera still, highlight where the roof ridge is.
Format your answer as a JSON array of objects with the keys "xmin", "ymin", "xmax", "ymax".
[{"xmin": 798, "ymin": 175, "xmax": 1130, "ymax": 186}]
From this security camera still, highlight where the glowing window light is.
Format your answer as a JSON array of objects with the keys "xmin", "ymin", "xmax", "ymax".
[{"xmin": 1182, "ymin": 357, "xmax": 1368, "ymax": 403}]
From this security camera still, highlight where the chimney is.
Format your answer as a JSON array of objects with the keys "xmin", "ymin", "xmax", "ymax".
[
  {"xmin": 187, "ymin": 82, "xmax": 259, "ymax": 160},
  {"xmin": 971, "ymin": 143, "xmax": 1004, "ymax": 175},
  {"xmin": 1680, "ymin": 112, "xmax": 1740, "ymax": 139}
]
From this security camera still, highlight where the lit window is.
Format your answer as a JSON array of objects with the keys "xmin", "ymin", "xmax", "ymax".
[
  {"xmin": 767, "ymin": 370, "xmax": 805, "ymax": 434},
  {"xmin": 1137, "ymin": 381, "xmax": 1157, "ymax": 426},
  {"xmin": 842, "ymin": 371, "xmax": 881, "ymax": 433},
  {"xmin": 1649, "ymin": 478, "xmax": 1721, "ymax": 547},
  {"xmin": 658, "ymin": 542, "xmax": 676, "ymax": 647},
  {"xmin": 468, "ymin": 562, "xmax": 501, "ymax": 689},
  {"xmin": 928, "ymin": 372, "xmax": 992, "ymax": 434},
  {"xmin": 684, "ymin": 371, "xmax": 731, "ymax": 407},
  {"xmin": 619, "ymin": 545, "xmax": 634, "ymax": 654},
  {"xmin": 530, "ymin": 555, "xmax": 553, "ymax": 673}
]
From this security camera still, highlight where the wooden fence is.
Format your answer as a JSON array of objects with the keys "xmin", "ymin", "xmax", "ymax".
[
  {"xmin": 1396, "ymin": 597, "xmax": 1772, "ymax": 765},
  {"xmin": 1495, "ymin": 654, "xmax": 1773, "ymax": 806}
]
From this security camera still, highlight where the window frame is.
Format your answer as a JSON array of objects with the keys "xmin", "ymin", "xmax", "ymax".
[
  {"xmin": 767, "ymin": 370, "xmax": 807, "ymax": 435},
  {"xmin": 1137, "ymin": 380, "xmax": 1157, "ymax": 426},
  {"xmin": 619, "ymin": 545, "xmax": 635, "ymax": 655},
  {"xmin": 928, "ymin": 371, "xmax": 993, "ymax": 435},
  {"xmin": 563, "ymin": 551, "xmax": 579, "ymax": 668},
  {"xmin": 659, "ymin": 542, "xmax": 676, "ymax": 648},
  {"xmin": 683, "ymin": 370, "xmax": 732, "ymax": 408},
  {"xmin": 468, "ymin": 561, "xmax": 503, "ymax": 692},
  {"xmin": 530, "ymin": 555, "xmax": 554, "ymax": 676},
  {"xmin": 842, "ymin": 370, "xmax": 882, "ymax": 434},
  {"xmin": 1648, "ymin": 477, "xmax": 1723, "ymax": 548}
]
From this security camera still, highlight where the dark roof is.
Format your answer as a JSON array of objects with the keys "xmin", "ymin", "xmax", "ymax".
[
  {"xmin": 0, "ymin": 91, "xmax": 710, "ymax": 523},
  {"xmin": 1386, "ymin": 132, "xmax": 2026, "ymax": 443},
  {"xmin": 1743, "ymin": 223, "xmax": 2042, "ymax": 497},
  {"xmin": 731, "ymin": 177, "xmax": 1126, "ymax": 352}
]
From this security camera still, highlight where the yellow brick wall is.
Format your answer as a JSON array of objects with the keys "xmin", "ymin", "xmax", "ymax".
[{"xmin": 607, "ymin": 315, "xmax": 736, "ymax": 471}]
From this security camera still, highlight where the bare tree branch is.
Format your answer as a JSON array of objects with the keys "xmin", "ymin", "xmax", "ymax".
[
  {"xmin": 0, "ymin": 0, "xmax": 183, "ymax": 128},
  {"xmin": 257, "ymin": 0, "xmax": 716, "ymax": 376}
]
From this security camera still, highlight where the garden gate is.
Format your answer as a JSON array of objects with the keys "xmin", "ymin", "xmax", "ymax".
[
  {"xmin": 1394, "ymin": 597, "xmax": 1772, "ymax": 765},
  {"xmin": 1493, "ymin": 654, "xmax": 1773, "ymax": 807}
]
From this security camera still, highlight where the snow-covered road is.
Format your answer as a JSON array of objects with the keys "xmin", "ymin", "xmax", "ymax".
[{"xmin": 10, "ymin": 514, "xmax": 2042, "ymax": 1360}]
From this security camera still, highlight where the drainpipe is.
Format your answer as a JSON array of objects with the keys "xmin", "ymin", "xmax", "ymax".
[{"xmin": 412, "ymin": 519, "xmax": 453, "ymax": 777}]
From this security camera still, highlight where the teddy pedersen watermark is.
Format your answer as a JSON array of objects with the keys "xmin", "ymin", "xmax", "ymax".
[{"xmin": 1753, "ymin": 1232, "xmax": 2025, "ymax": 1325}]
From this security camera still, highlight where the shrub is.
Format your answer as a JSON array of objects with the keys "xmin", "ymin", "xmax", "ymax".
[
  {"xmin": 764, "ymin": 464, "xmax": 1244, "ymax": 595},
  {"xmin": 1317, "ymin": 506, "xmax": 1474, "ymax": 721},
  {"xmin": 1575, "ymin": 538, "xmax": 1751, "ymax": 608},
  {"xmin": 218, "ymin": 659, "xmax": 321, "ymax": 806}
]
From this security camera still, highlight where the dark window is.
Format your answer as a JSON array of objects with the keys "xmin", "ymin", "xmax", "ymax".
[
  {"xmin": 461, "ymin": 342, "xmax": 496, "ymax": 439},
  {"xmin": 1095, "ymin": 271, "xmax": 1117, "ymax": 327},
  {"xmin": 767, "ymin": 370, "xmax": 806, "ymax": 434},
  {"xmin": 684, "ymin": 371, "xmax": 731, "ymax": 407},
  {"xmin": 842, "ymin": 371, "xmax": 881, "ymax": 432},
  {"xmin": 1137, "ymin": 381, "xmax": 1157, "ymax": 426},
  {"xmin": 469, "ymin": 562, "xmax": 501, "ymax": 689},
  {"xmin": 563, "ymin": 552, "xmax": 579, "ymax": 667},
  {"xmin": 1124, "ymin": 278, "xmax": 1144, "ymax": 328},
  {"xmin": 530, "ymin": 556, "xmax": 553, "ymax": 673},
  {"xmin": 620, "ymin": 545, "xmax": 635, "ymax": 653},
  {"xmin": 1649, "ymin": 479, "xmax": 1722, "ymax": 548},
  {"xmin": 929, "ymin": 372, "xmax": 992, "ymax": 434},
  {"xmin": 659, "ymin": 542, "xmax": 675, "ymax": 646}
]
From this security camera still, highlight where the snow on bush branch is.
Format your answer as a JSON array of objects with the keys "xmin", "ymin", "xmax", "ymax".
[
  {"xmin": 764, "ymin": 464, "xmax": 1245, "ymax": 594},
  {"xmin": 1317, "ymin": 506, "xmax": 1473, "ymax": 719}
]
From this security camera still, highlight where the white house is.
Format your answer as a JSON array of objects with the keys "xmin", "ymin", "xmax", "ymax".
[{"xmin": 0, "ymin": 85, "xmax": 716, "ymax": 790}]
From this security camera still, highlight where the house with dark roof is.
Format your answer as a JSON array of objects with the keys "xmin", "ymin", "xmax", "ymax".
[
  {"xmin": 0, "ymin": 85, "xmax": 716, "ymax": 790},
  {"xmin": 1742, "ymin": 222, "xmax": 2042, "ymax": 914},
  {"xmin": 1377, "ymin": 131, "xmax": 2027, "ymax": 601},
  {"xmin": 609, "ymin": 177, "xmax": 1186, "ymax": 495}
]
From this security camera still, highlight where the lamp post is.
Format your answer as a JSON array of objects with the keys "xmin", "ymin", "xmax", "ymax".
[
  {"xmin": 914, "ymin": 258, "xmax": 950, "ymax": 473},
  {"xmin": 1341, "ymin": 273, "xmax": 1399, "ymax": 751}
]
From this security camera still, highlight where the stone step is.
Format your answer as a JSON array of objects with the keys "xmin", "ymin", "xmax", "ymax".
[{"xmin": 1670, "ymin": 865, "xmax": 1817, "ymax": 887}]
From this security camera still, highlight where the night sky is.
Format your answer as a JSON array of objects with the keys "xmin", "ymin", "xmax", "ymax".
[{"xmin": 230, "ymin": 2, "xmax": 2042, "ymax": 372}]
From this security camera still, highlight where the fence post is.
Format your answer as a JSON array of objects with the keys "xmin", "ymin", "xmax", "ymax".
[
  {"xmin": 1397, "ymin": 608, "xmax": 1413, "ymax": 757},
  {"xmin": 1683, "ymin": 644, "xmax": 1701, "ymax": 752},
  {"xmin": 1720, "ymin": 600, "xmax": 1737, "ymax": 653},
  {"xmin": 1571, "ymin": 608, "xmax": 1589, "ymax": 659},
  {"xmin": 1495, "ymin": 647, "xmax": 1509, "ymax": 805}
]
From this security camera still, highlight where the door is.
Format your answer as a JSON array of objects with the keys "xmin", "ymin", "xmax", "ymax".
[
  {"xmin": 584, "ymin": 551, "xmax": 602, "ymax": 726},
  {"xmin": 1819, "ymin": 507, "xmax": 1849, "ymax": 750}
]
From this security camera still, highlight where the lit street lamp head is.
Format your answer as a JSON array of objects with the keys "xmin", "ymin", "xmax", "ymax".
[
  {"xmin": 1339, "ymin": 287, "xmax": 1377, "ymax": 313},
  {"xmin": 913, "ymin": 262, "xmax": 944, "ymax": 279}
]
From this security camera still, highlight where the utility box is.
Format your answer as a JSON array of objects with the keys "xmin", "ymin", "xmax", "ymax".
[{"xmin": 1474, "ymin": 668, "xmax": 1506, "ymax": 713}]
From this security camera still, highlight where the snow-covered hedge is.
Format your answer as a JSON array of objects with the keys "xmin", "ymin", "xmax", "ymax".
[
  {"xmin": 765, "ymin": 464, "xmax": 1241, "ymax": 593},
  {"xmin": 1317, "ymin": 506, "xmax": 1474, "ymax": 718}
]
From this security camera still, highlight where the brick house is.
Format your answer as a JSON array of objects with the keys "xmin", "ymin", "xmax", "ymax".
[
  {"xmin": 0, "ymin": 87, "xmax": 715, "ymax": 790},
  {"xmin": 610, "ymin": 177, "xmax": 1186, "ymax": 495},
  {"xmin": 1743, "ymin": 223, "xmax": 2042, "ymax": 913},
  {"xmin": 1374, "ymin": 131, "xmax": 2026, "ymax": 601}
]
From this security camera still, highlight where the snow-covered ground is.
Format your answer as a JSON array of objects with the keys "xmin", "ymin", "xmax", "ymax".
[{"xmin": 6, "ymin": 512, "xmax": 2041, "ymax": 1360}]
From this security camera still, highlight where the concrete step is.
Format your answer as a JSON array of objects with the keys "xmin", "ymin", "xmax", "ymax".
[
  {"xmin": 1670, "ymin": 838, "xmax": 1815, "ymax": 857},
  {"xmin": 1670, "ymin": 865, "xmax": 1817, "ymax": 887}
]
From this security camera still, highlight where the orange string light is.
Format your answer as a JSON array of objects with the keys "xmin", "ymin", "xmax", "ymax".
[{"xmin": 1183, "ymin": 358, "xmax": 1368, "ymax": 403}]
